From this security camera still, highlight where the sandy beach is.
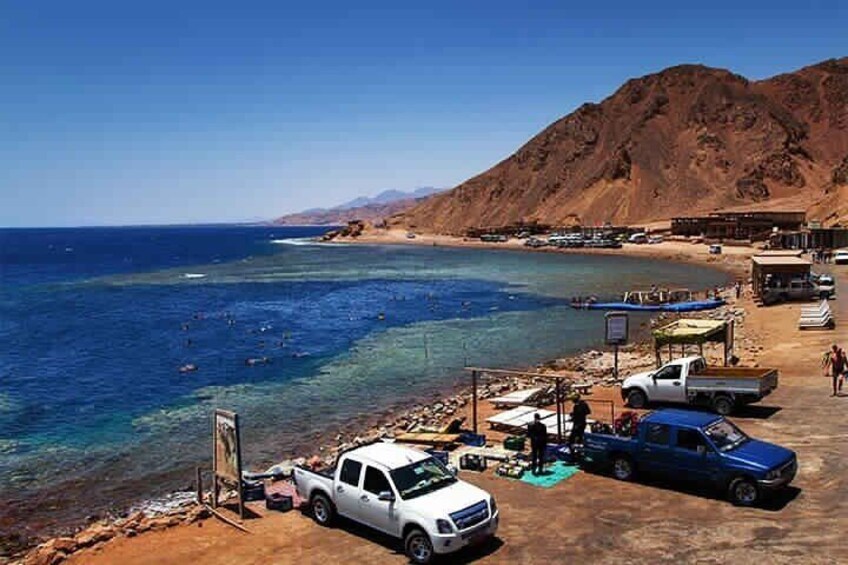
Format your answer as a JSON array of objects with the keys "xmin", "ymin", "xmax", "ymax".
[
  {"xmin": 339, "ymin": 228, "xmax": 756, "ymax": 278},
  {"xmin": 15, "ymin": 235, "xmax": 848, "ymax": 565}
]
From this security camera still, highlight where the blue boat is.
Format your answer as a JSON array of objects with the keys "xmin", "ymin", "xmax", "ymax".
[
  {"xmin": 579, "ymin": 298, "xmax": 725, "ymax": 312},
  {"xmin": 570, "ymin": 287, "xmax": 725, "ymax": 312}
]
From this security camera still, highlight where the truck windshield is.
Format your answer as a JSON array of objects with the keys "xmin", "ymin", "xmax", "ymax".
[
  {"xmin": 390, "ymin": 457, "xmax": 457, "ymax": 500},
  {"xmin": 704, "ymin": 420, "xmax": 748, "ymax": 451}
]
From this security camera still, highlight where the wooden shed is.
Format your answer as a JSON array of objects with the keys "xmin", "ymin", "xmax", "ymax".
[{"xmin": 751, "ymin": 255, "xmax": 812, "ymax": 298}]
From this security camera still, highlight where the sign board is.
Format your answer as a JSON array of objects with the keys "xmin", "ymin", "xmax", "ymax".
[
  {"xmin": 604, "ymin": 312, "xmax": 629, "ymax": 346},
  {"xmin": 213, "ymin": 409, "xmax": 244, "ymax": 518}
]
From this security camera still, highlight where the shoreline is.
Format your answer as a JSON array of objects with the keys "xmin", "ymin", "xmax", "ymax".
[
  {"xmin": 333, "ymin": 227, "xmax": 755, "ymax": 279},
  {"xmin": 8, "ymin": 233, "xmax": 752, "ymax": 563}
]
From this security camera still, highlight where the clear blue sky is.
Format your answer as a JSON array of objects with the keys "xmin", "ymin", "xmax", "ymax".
[{"xmin": 1, "ymin": 1, "xmax": 845, "ymax": 227}]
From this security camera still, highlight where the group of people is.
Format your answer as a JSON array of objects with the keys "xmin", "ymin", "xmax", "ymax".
[
  {"xmin": 811, "ymin": 249, "xmax": 836, "ymax": 264},
  {"xmin": 824, "ymin": 344, "xmax": 848, "ymax": 396},
  {"xmin": 526, "ymin": 394, "xmax": 591, "ymax": 475}
]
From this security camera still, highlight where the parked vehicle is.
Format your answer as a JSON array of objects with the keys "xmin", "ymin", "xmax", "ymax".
[
  {"xmin": 524, "ymin": 237, "xmax": 548, "ymax": 248},
  {"xmin": 582, "ymin": 409, "xmax": 797, "ymax": 506},
  {"xmin": 294, "ymin": 443, "xmax": 498, "ymax": 564},
  {"xmin": 762, "ymin": 277, "xmax": 830, "ymax": 304},
  {"xmin": 709, "ymin": 244, "xmax": 722, "ymax": 255},
  {"xmin": 647, "ymin": 235, "xmax": 665, "ymax": 244},
  {"xmin": 628, "ymin": 233, "xmax": 648, "ymax": 244},
  {"xmin": 622, "ymin": 356, "xmax": 778, "ymax": 415},
  {"xmin": 480, "ymin": 234, "xmax": 508, "ymax": 243},
  {"xmin": 834, "ymin": 249, "xmax": 848, "ymax": 265},
  {"xmin": 811, "ymin": 273, "xmax": 835, "ymax": 298}
]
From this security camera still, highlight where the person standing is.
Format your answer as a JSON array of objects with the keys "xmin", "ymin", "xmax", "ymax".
[
  {"xmin": 734, "ymin": 280, "xmax": 742, "ymax": 299},
  {"xmin": 568, "ymin": 395, "xmax": 592, "ymax": 446},
  {"xmin": 823, "ymin": 344, "xmax": 847, "ymax": 396},
  {"xmin": 527, "ymin": 413, "xmax": 548, "ymax": 475}
]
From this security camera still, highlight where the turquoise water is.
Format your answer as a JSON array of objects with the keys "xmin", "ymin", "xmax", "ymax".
[{"xmin": 0, "ymin": 226, "xmax": 728, "ymax": 537}]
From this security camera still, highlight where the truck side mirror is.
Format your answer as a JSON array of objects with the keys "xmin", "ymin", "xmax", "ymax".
[
  {"xmin": 378, "ymin": 491, "xmax": 395, "ymax": 502},
  {"xmin": 697, "ymin": 445, "xmax": 707, "ymax": 457}
]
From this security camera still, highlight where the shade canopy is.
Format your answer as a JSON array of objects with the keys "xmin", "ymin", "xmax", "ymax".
[{"xmin": 652, "ymin": 318, "xmax": 728, "ymax": 346}]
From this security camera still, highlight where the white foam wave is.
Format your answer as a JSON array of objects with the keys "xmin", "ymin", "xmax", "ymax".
[{"xmin": 182, "ymin": 273, "xmax": 207, "ymax": 279}]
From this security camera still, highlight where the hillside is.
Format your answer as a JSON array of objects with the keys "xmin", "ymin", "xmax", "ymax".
[
  {"xmin": 274, "ymin": 188, "xmax": 442, "ymax": 226},
  {"xmin": 392, "ymin": 58, "xmax": 848, "ymax": 234}
]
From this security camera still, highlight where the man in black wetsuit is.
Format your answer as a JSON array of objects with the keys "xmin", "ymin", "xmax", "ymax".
[
  {"xmin": 568, "ymin": 395, "xmax": 591, "ymax": 447},
  {"xmin": 527, "ymin": 413, "xmax": 548, "ymax": 475}
]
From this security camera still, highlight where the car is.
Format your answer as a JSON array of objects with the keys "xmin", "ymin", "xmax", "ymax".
[
  {"xmin": 582, "ymin": 409, "xmax": 797, "ymax": 506},
  {"xmin": 762, "ymin": 277, "xmax": 829, "ymax": 304},
  {"xmin": 811, "ymin": 273, "xmax": 835, "ymax": 298},
  {"xmin": 628, "ymin": 233, "xmax": 648, "ymax": 244},
  {"xmin": 294, "ymin": 443, "xmax": 498, "ymax": 564},
  {"xmin": 835, "ymin": 249, "xmax": 848, "ymax": 265}
]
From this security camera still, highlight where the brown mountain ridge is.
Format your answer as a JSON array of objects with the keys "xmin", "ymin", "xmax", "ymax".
[{"xmin": 392, "ymin": 57, "xmax": 848, "ymax": 234}]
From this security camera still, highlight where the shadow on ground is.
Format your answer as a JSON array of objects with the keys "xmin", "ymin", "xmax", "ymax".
[
  {"xmin": 297, "ymin": 510, "xmax": 504, "ymax": 562},
  {"xmin": 583, "ymin": 467, "xmax": 801, "ymax": 511}
]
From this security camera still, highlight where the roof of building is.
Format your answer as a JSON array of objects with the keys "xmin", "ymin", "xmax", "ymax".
[
  {"xmin": 751, "ymin": 256, "xmax": 811, "ymax": 267},
  {"xmin": 346, "ymin": 442, "xmax": 430, "ymax": 470},
  {"xmin": 642, "ymin": 409, "xmax": 722, "ymax": 428},
  {"xmin": 754, "ymin": 249, "xmax": 804, "ymax": 257}
]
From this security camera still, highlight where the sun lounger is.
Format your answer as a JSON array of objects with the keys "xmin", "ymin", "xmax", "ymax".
[
  {"xmin": 538, "ymin": 415, "xmax": 597, "ymax": 438},
  {"xmin": 486, "ymin": 406, "xmax": 553, "ymax": 431},
  {"xmin": 488, "ymin": 387, "xmax": 543, "ymax": 408},
  {"xmin": 800, "ymin": 300, "xmax": 829, "ymax": 316},
  {"xmin": 799, "ymin": 301, "xmax": 834, "ymax": 329}
]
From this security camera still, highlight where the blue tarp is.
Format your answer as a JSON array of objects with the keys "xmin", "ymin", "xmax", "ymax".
[{"xmin": 519, "ymin": 461, "xmax": 581, "ymax": 488}]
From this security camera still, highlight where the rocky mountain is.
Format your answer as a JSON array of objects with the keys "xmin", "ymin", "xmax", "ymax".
[
  {"xmin": 392, "ymin": 58, "xmax": 848, "ymax": 234},
  {"xmin": 274, "ymin": 187, "xmax": 443, "ymax": 226}
]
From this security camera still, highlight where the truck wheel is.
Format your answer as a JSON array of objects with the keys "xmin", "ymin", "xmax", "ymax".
[
  {"xmin": 310, "ymin": 493, "xmax": 335, "ymax": 527},
  {"xmin": 404, "ymin": 528, "xmax": 434, "ymax": 564},
  {"xmin": 611, "ymin": 455, "xmax": 635, "ymax": 481},
  {"xmin": 729, "ymin": 477, "xmax": 759, "ymax": 506},
  {"xmin": 712, "ymin": 395, "xmax": 734, "ymax": 416},
  {"xmin": 626, "ymin": 389, "xmax": 647, "ymax": 409}
]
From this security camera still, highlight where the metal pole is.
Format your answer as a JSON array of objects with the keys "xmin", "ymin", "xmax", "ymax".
[
  {"xmin": 472, "ymin": 370, "xmax": 478, "ymax": 434},
  {"xmin": 614, "ymin": 344, "xmax": 619, "ymax": 380},
  {"xmin": 556, "ymin": 380, "xmax": 563, "ymax": 444},
  {"xmin": 196, "ymin": 467, "xmax": 203, "ymax": 505}
]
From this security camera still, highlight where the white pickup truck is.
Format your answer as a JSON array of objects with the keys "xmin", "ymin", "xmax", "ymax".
[
  {"xmin": 293, "ymin": 442, "xmax": 498, "ymax": 564},
  {"xmin": 622, "ymin": 356, "xmax": 779, "ymax": 415}
]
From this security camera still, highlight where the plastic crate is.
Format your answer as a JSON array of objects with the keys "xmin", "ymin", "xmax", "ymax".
[
  {"xmin": 503, "ymin": 435, "xmax": 526, "ymax": 451},
  {"xmin": 459, "ymin": 432, "xmax": 486, "ymax": 447},
  {"xmin": 425, "ymin": 449, "xmax": 449, "ymax": 465},
  {"xmin": 266, "ymin": 493, "xmax": 293, "ymax": 512}
]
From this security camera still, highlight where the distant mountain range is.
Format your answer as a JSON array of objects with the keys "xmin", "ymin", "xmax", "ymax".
[{"xmin": 273, "ymin": 187, "xmax": 444, "ymax": 225}]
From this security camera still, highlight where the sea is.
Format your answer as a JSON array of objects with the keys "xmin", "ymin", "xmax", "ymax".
[{"xmin": 0, "ymin": 225, "xmax": 729, "ymax": 540}]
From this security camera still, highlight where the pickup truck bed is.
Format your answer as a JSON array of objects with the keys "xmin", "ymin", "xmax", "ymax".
[{"xmin": 689, "ymin": 367, "xmax": 778, "ymax": 396}]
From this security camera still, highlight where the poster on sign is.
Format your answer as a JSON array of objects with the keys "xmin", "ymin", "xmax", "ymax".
[
  {"xmin": 604, "ymin": 312, "xmax": 629, "ymax": 345},
  {"xmin": 214, "ymin": 410, "xmax": 241, "ymax": 483},
  {"xmin": 213, "ymin": 409, "xmax": 244, "ymax": 518}
]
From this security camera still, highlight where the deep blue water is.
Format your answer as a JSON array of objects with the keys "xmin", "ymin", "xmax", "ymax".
[{"xmin": 0, "ymin": 225, "xmax": 728, "ymax": 534}]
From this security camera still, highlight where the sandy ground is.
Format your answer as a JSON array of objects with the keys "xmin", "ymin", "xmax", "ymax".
[
  {"xmin": 340, "ymin": 228, "xmax": 755, "ymax": 278},
  {"xmin": 59, "ymin": 249, "xmax": 848, "ymax": 563}
]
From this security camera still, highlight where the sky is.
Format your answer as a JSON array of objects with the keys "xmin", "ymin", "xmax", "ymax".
[{"xmin": 0, "ymin": 1, "xmax": 845, "ymax": 227}]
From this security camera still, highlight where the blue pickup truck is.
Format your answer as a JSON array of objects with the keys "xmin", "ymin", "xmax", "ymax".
[{"xmin": 582, "ymin": 409, "xmax": 797, "ymax": 506}]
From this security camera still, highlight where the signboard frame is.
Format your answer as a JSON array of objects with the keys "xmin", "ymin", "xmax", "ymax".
[
  {"xmin": 213, "ymin": 409, "xmax": 244, "ymax": 519},
  {"xmin": 604, "ymin": 311, "xmax": 629, "ymax": 346},
  {"xmin": 604, "ymin": 312, "xmax": 629, "ymax": 380}
]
